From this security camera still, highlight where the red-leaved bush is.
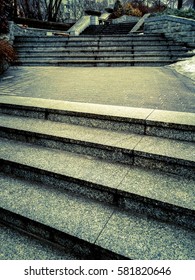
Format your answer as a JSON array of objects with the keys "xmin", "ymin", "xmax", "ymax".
[{"xmin": 0, "ymin": 39, "xmax": 17, "ymax": 73}]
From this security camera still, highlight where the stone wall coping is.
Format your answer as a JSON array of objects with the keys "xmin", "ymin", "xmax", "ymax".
[
  {"xmin": 68, "ymin": 16, "xmax": 91, "ymax": 35},
  {"xmin": 145, "ymin": 15, "xmax": 195, "ymax": 26}
]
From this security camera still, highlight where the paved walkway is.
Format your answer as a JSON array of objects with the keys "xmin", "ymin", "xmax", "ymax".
[{"xmin": 0, "ymin": 66, "xmax": 194, "ymax": 113}]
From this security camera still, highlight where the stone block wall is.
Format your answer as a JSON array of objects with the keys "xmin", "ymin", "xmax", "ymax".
[
  {"xmin": 8, "ymin": 21, "xmax": 64, "ymax": 43},
  {"xmin": 144, "ymin": 15, "xmax": 195, "ymax": 48}
]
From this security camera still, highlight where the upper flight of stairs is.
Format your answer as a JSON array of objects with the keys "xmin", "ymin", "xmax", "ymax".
[
  {"xmin": 14, "ymin": 33, "xmax": 193, "ymax": 67},
  {"xmin": 81, "ymin": 22, "xmax": 138, "ymax": 35},
  {"xmin": 0, "ymin": 96, "xmax": 195, "ymax": 260}
]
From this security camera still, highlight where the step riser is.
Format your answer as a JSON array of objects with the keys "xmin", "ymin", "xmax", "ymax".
[
  {"xmin": 0, "ymin": 208, "xmax": 125, "ymax": 260},
  {"xmin": 16, "ymin": 57, "xmax": 179, "ymax": 61},
  {"xmin": 17, "ymin": 52, "xmax": 188, "ymax": 57},
  {"xmin": 15, "ymin": 35, "xmax": 169, "ymax": 39},
  {"xmin": 1, "ymin": 161, "xmax": 194, "ymax": 230},
  {"xmin": 1, "ymin": 104, "xmax": 194, "ymax": 142},
  {"xmin": 14, "ymin": 43, "xmax": 177, "ymax": 48},
  {"xmin": 0, "ymin": 105, "xmax": 145, "ymax": 134},
  {"xmin": 15, "ymin": 47, "xmax": 185, "ymax": 52},
  {"xmin": 17, "ymin": 51, "xmax": 187, "ymax": 56},
  {"xmin": 15, "ymin": 38, "xmax": 172, "ymax": 43},
  {"xmin": 0, "ymin": 127, "xmax": 194, "ymax": 179},
  {"xmin": 16, "ymin": 57, "xmax": 188, "ymax": 62},
  {"xmin": 15, "ymin": 39, "xmax": 172, "ymax": 44},
  {"xmin": 0, "ymin": 127, "xmax": 134, "ymax": 165},
  {"xmin": 14, "ymin": 61, "xmax": 175, "ymax": 67},
  {"xmin": 134, "ymin": 156, "xmax": 194, "ymax": 179}
]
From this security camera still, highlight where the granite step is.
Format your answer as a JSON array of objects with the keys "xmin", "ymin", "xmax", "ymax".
[
  {"xmin": 14, "ymin": 42, "xmax": 181, "ymax": 48},
  {"xmin": 0, "ymin": 97, "xmax": 195, "ymax": 260},
  {"xmin": 0, "ymin": 97, "xmax": 194, "ymax": 142},
  {"xmin": 14, "ymin": 59, "xmax": 178, "ymax": 67},
  {"xmin": 14, "ymin": 34, "xmax": 170, "ymax": 41},
  {"xmin": 16, "ymin": 50, "xmax": 191, "ymax": 58},
  {"xmin": 15, "ymin": 46, "xmax": 187, "ymax": 53},
  {"xmin": 13, "ymin": 33, "xmax": 191, "ymax": 67},
  {"xmin": 0, "ymin": 136, "xmax": 194, "ymax": 231},
  {"xmin": 0, "ymin": 174, "xmax": 124, "ymax": 260},
  {"xmin": 0, "ymin": 113, "xmax": 194, "ymax": 179},
  {"xmin": 14, "ymin": 53, "xmax": 191, "ymax": 64},
  {"xmin": 15, "ymin": 57, "xmax": 180, "ymax": 63},
  {"xmin": 81, "ymin": 24, "xmax": 136, "ymax": 35},
  {"xmin": 81, "ymin": 23, "xmax": 138, "ymax": 35},
  {"xmin": 0, "ymin": 221, "xmax": 79, "ymax": 260},
  {"xmin": 0, "ymin": 170, "xmax": 194, "ymax": 260},
  {"xmin": 14, "ymin": 35, "xmax": 171, "ymax": 42},
  {"xmin": 16, "ymin": 49, "xmax": 192, "ymax": 60},
  {"xmin": 16, "ymin": 48, "xmax": 190, "ymax": 55}
]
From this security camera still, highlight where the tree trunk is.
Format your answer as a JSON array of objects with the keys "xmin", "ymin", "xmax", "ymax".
[
  {"xmin": 14, "ymin": 0, "xmax": 18, "ymax": 18},
  {"xmin": 177, "ymin": 0, "xmax": 183, "ymax": 9}
]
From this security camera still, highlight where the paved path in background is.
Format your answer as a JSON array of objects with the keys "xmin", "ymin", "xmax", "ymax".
[{"xmin": 0, "ymin": 66, "xmax": 194, "ymax": 113}]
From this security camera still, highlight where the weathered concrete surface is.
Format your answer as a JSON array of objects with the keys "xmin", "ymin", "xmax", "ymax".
[{"xmin": 0, "ymin": 66, "xmax": 194, "ymax": 113}]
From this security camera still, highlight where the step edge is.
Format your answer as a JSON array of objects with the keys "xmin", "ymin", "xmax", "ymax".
[{"xmin": 1, "ymin": 158, "xmax": 194, "ymax": 230}]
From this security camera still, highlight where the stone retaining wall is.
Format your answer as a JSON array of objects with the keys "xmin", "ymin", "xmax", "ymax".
[
  {"xmin": 8, "ymin": 21, "xmax": 65, "ymax": 43},
  {"xmin": 144, "ymin": 15, "xmax": 195, "ymax": 48}
]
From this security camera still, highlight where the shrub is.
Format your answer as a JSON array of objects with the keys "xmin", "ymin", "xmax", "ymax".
[
  {"xmin": 110, "ymin": 1, "xmax": 142, "ymax": 19},
  {"xmin": 130, "ymin": 0, "xmax": 166, "ymax": 15},
  {"xmin": 0, "ymin": 39, "xmax": 17, "ymax": 74},
  {"xmin": 124, "ymin": 3, "xmax": 142, "ymax": 17}
]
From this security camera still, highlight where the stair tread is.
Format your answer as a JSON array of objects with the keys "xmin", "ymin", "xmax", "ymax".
[
  {"xmin": 1, "ymin": 96, "xmax": 194, "ymax": 128},
  {"xmin": 14, "ymin": 33, "xmax": 190, "ymax": 67},
  {"xmin": 0, "ymin": 96, "xmax": 154, "ymax": 120},
  {"xmin": 0, "ymin": 113, "xmax": 143, "ymax": 150},
  {"xmin": 0, "ymin": 173, "xmax": 113, "ymax": 245},
  {"xmin": 96, "ymin": 208, "xmax": 195, "ymax": 260},
  {"xmin": 0, "ymin": 173, "xmax": 194, "ymax": 260},
  {"xmin": 0, "ymin": 222, "xmax": 77, "ymax": 260},
  {"xmin": 0, "ymin": 113, "xmax": 194, "ymax": 164},
  {"xmin": 16, "ymin": 48, "xmax": 185, "ymax": 52},
  {"xmin": 16, "ymin": 59, "xmax": 177, "ymax": 63},
  {"xmin": 0, "ymin": 138, "xmax": 194, "ymax": 212},
  {"xmin": 18, "ymin": 53, "xmax": 191, "ymax": 57}
]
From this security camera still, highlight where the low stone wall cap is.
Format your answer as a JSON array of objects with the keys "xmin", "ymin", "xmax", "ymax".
[{"xmin": 145, "ymin": 15, "xmax": 195, "ymax": 25}]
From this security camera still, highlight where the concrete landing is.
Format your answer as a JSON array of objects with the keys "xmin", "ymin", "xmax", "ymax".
[{"xmin": 0, "ymin": 66, "xmax": 194, "ymax": 113}]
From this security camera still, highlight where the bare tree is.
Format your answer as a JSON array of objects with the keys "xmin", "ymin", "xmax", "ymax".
[
  {"xmin": 177, "ymin": 0, "xmax": 183, "ymax": 8},
  {"xmin": 15, "ymin": 0, "xmax": 64, "ymax": 21},
  {"xmin": 0, "ymin": 0, "xmax": 13, "ymax": 33},
  {"xmin": 66, "ymin": 0, "xmax": 108, "ymax": 20},
  {"xmin": 46, "ymin": 0, "xmax": 63, "ymax": 21}
]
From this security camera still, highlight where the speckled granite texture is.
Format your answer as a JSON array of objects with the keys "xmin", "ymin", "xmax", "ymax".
[
  {"xmin": 0, "ymin": 114, "xmax": 194, "ymax": 178},
  {"xmin": 0, "ymin": 96, "xmax": 195, "ymax": 141},
  {"xmin": 0, "ymin": 137, "xmax": 194, "ymax": 229},
  {"xmin": 0, "ymin": 97, "xmax": 194, "ymax": 260},
  {"xmin": 0, "ymin": 174, "xmax": 195, "ymax": 260},
  {"xmin": 0, "ymin": 223, "xmax": 79, "ymax": 260}
]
